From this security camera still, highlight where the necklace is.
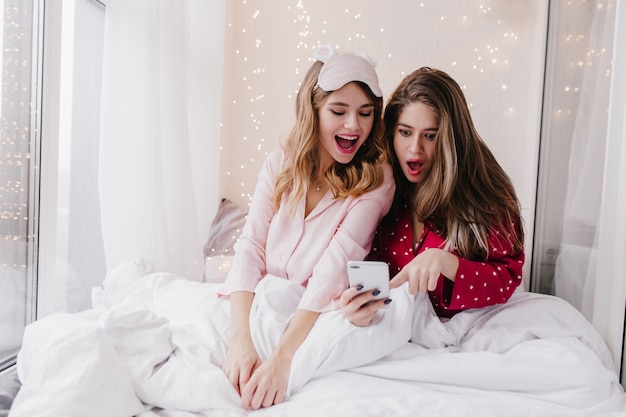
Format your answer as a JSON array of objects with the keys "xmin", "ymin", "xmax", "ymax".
[{"xmin": 312, "ymin": 179, "xmax": 323, "ymax": 192}]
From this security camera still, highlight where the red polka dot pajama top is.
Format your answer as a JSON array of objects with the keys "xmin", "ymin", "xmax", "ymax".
[{"xmin": 367, "ymin": 202, "xmax": 525, "ymax": 318}]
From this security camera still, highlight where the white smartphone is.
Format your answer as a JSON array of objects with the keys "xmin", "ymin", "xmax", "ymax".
[{"xmin": 347, "ymin": 260, "xmax": 390, "ymax": 300}]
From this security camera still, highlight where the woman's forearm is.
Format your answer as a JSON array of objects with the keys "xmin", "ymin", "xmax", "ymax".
[{"xmin": 229, "ymin": 291, "xmax": 255, "ymax": 341}]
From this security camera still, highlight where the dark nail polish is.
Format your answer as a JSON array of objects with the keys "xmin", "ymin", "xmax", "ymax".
[
  {"xmin": 384, "ymin": 299, "xmax": 393, "ymax": 304},
  {"xmin": 372, "ymin": 289, "xmax": 380, "ymax": 296},
  {"xmin": 356, "ymin": 284, "xmax": 364, "ymax": 291}
]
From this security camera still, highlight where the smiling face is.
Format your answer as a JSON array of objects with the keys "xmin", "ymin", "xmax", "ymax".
[
  {"xmin": 317, "ymin": 82, "xmax": 375, "ymax": 171},
  {"xmin": 393, "ymin": 101, "xmax": 438, "ymax": 184}
]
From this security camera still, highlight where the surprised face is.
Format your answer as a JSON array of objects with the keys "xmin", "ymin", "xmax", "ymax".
[
  {"xmin": 393, "ymin": 101, "xmax": 438, "ymax": 184},
  {"xmin": 317, "ymin": 82, "xmax": 375, "ymax": 171}
]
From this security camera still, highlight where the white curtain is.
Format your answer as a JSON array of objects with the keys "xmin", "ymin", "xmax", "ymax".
[
  {"xmin": 553, "ymin": 2, "xmax": 616, "ymax": 320},
  {"xmin": 98, "ymin": 0, "xmax": 223, "ymax": 279}
]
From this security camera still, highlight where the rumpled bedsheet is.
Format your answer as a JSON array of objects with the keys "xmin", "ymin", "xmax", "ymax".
[{"xmin": 8, "ymin": 259, "xmax": 626, "ymax": 417}]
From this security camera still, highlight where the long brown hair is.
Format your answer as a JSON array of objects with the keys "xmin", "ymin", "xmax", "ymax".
[
  {"xmin": 383, "ymin": 67, "xmax": 524, "ymax": 260},
  {"xmin": 273, "ymin": 59, "xmax": 387, "ymax": 214}
]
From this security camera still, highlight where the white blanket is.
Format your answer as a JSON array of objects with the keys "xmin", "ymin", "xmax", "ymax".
[{"xmin": 9, "ymin": 260, "xmax": 626, "ymax": 417}]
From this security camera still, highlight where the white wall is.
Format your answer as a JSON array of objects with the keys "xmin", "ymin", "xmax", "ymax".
[{"xmin": 218, "ymin": 0, "xmax": 549, "ymax": 284}]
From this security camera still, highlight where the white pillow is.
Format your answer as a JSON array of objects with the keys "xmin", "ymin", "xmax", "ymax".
[
  {"xmin": 203, "ymin": 198, "xmax": 246, "ymax": 258},
  {"xmin": 202, "ymin": 198, "xmax": 246, "ymax": 283}
]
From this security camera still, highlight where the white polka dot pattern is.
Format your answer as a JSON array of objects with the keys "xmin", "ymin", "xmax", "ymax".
[{"xmin": 366, "ymin": 205, "xmax": 524, "ymax": 318}]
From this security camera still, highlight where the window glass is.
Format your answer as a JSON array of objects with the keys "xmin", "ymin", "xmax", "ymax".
[
  {"xmin": 0, "ymin": 0, "xmax": 37, "ymax": 369},
  {"xmin": 0, "ymin": 0, "xmax": 106, "ymax": 371}
]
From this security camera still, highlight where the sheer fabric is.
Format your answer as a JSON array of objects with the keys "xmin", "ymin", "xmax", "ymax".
[
  {"xmin": 98, "ymin": 0, "xmax": 223, "ymax": 279},
  {"xmin": 553, "ymin": 2, "xmax": 615, "ymax": 320}
]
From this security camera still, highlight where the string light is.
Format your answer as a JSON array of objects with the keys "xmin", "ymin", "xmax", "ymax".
[
  {"xmin": 220, "ymin": 1, "xmax": 550, "ymax": 208},
  {"xmin": 2, "ymin": 2, "xmax": 613, "ymax": 254},
  {"xmin": 218, "ymin": 0, "xmax": 614, "ymax": 214},
  {"xmin": 1, "ymin": 0, "xmax": 35, "ymax": 269}
]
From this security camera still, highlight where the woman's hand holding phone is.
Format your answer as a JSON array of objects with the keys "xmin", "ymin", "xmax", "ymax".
[{"xmin": 340, "ymin": 261, "xmax": 392, "ymax": 327}]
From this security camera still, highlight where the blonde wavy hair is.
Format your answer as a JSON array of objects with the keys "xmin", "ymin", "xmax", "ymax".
[
  {"xmin": 383, "ymin": 67, "xmax": 524, "ymax": 260},
  {"xmin": 273, "ymin": 60, "xmax": 387, "ymax": 213}
]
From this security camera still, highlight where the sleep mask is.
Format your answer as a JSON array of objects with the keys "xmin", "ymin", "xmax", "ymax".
[{"xmin": 314, "ymin": 45, "xmax": 382, "ymax": 97}]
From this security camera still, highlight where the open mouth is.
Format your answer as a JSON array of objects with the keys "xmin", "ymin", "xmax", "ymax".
[
  {"xmin": 406, "ymin": 160, "xmax": 423, "ymax": 175},
  {"xmin": 335, "ymin": 134, "xmax": 358, "ymax": 152}
]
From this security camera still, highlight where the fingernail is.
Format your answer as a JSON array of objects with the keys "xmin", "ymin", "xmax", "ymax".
[
  {"xmin": 384, "ymin": 299, "xmax": 393, "ymax": 304},
  {"xmin": 372, "ymin": 289, "xmax": 380, "ymax": 296},
  {"xmin": 356, "ymin": 284, "xmax": 364, "ymax": 291}
]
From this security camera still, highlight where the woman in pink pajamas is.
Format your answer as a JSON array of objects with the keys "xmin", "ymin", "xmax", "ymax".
[{"xmin": 219, "ymin": 46, "xmax": 395, "ymax": 410}]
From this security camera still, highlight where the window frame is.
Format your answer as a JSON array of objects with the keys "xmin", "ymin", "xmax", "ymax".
[{"xmin": 36, "ymin": 0, "xmax": 64, "ymax": 320}]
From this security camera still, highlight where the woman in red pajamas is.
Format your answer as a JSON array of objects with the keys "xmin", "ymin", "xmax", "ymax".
[{"xmin": 340, "ymin": 67, "xmax": 525, "ymax": 326}]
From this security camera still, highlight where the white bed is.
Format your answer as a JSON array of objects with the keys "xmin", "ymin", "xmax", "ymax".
[
  {"xmin": 7, "ymin": 257, "xmax": 626, "ymax": 417},
  {"xmin": 7, "ymin": 200, "xmax": 626, "ymax": 417}
]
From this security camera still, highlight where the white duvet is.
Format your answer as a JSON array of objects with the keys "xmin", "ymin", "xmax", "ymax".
[{"xmin": 9, "ymin": 259, "xmax": 626, "ymax": 417}]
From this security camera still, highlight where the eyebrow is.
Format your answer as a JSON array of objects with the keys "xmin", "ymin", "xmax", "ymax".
[
  {"xmin": 326, "ymin": 102, "xmax": 375, "ymax": 109},
  {"xmin": 397, "ymin": 122, "xmax": 438, "ymax": 131}
]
